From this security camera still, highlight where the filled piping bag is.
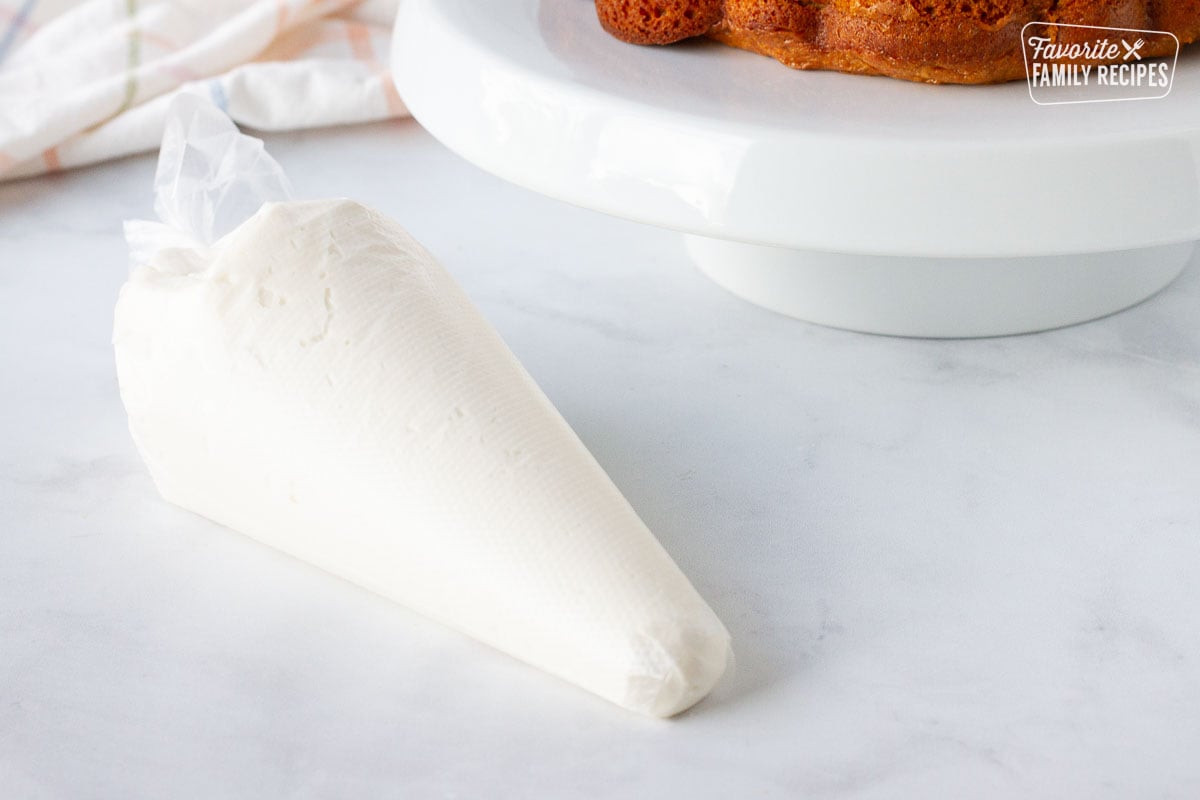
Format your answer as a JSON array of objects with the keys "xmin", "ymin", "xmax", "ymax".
[{"xmin": 115, "ymin": 95, "xmax": 731, "ymax": 717}]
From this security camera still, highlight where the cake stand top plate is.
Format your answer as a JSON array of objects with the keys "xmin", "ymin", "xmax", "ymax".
[{"xmin": 393, "ymin": 0, "xmax": 1200, "ymax": 258}]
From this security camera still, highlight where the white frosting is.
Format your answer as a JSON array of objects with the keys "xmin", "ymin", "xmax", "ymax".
[{"xmin": 113, "ymin": 199, "xmax": 730, "ymax": 717}]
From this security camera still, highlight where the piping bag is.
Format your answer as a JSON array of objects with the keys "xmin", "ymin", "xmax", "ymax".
[{"xmin": 114, "ymin": 95, "xmax": 732, "ymax": 717}]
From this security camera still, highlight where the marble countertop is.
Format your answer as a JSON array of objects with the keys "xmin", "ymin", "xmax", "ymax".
[{"xmin": 3, "ymin": 119, "xmax": 1199, "ymax": 798}]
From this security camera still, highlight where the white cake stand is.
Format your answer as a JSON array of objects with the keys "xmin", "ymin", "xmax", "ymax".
[{"xmin": 392, "ymin": 0, "xmax": 1200, "ymax": 337}]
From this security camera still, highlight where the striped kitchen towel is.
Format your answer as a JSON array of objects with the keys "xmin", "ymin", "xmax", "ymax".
[{"xmin": 0, "ymin": 0, "xmax": 407, "ymax": 181}]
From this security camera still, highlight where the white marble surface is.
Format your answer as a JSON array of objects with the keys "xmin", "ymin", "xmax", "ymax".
[{"xmin": 2, "ymin": 119, "xmax": 1200, "ymax": 798}]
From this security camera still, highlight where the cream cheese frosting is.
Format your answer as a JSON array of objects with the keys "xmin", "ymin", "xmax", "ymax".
[{"xmin": 113, "ymin": 198, "xmax": 731, "ymax": 717}]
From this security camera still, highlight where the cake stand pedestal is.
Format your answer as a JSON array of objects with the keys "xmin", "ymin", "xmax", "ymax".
[{"xmin": 686, "ymin": 238, "xmax": 1194, "ymax": 337}]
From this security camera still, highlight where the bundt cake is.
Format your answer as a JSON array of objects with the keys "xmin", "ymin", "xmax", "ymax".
[{"xmin": 594, "ymin": 0, "xmax": 1200, "ymax": 84}]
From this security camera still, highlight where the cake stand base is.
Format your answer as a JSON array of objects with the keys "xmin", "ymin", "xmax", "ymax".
[{"xmin": 685, "ymin": 236, "xmax": 1196, "ymax": 338}]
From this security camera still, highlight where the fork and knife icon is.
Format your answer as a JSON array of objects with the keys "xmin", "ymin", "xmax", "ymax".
[{"xmin": 1121, "ymin": 38, "xmax": 1146, "ymax": 60}]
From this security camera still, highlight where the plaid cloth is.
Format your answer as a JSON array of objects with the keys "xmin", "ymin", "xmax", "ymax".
[{"xmin": 0, "ymin": 0, "xmax": 406, "ymax": 181}]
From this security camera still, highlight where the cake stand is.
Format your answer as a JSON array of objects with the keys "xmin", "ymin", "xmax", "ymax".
[{"xmin": 391, "ymin": 0, "xmax": 1200, "ymax": 337}]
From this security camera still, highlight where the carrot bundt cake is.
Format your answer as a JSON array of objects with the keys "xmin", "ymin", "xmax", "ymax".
[{"xmin": 594, "ymin": 0, "xmax": 1200, "ymax": 83}]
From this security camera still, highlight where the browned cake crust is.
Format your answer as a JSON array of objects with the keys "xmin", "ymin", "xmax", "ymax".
[{"xmin": 595, "ymin": 0, "xmax": 1200, "ymax": 84}]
